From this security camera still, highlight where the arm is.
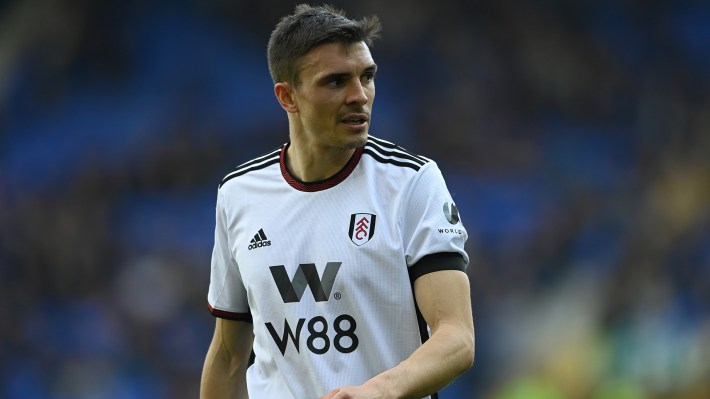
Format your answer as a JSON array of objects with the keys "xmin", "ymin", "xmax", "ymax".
[
  {"xmin": 201, "ymin": 318, "xmax": 255, "ymax": 399},
  {"xmin": 321, "ymin": 269, "xmax": 474, "ymax": 399}
]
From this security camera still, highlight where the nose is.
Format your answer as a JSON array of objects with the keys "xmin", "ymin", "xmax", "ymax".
[{"xmin": 346, "ymin": 80, "xmax": 369, "ymax": 106}]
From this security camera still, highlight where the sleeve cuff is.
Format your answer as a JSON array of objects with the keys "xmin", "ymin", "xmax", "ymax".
[
  {"xmin": 208, "ymin": 303, "xmax": 253, "ymax": 322},
  {"xmin": 408, "ymin": 252, "xmax": 467, "ymax": 282}
]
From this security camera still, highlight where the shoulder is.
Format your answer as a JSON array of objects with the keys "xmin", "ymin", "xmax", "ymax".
[
  {"xmin": 219, "ymin": 146, "xmax": 282, "ymax": 189},
  {"xmin": 362, "ymin": 136, "xmax": 432, "ymax": 173}
]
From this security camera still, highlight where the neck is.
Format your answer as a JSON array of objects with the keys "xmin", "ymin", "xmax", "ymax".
[{"xmin": 285, "ymin": 140, "xmax": 355, "ymax": 182}]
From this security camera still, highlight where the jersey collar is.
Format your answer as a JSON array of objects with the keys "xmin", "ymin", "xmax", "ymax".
[{"xmin": 280, "ymin": 144, "xmax": 364, "ymax": 192}]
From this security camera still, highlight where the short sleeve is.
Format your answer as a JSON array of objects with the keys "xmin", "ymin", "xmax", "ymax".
[
  {"xmin": 401, "ymin": 162, "xmax": 469, "ymax": 280},
  {"xmin": 207, "ymin": 188, "xmax": 252, "ymax": 321}
]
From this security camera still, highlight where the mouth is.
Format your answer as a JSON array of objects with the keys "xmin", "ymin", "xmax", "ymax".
[{"xmin": 340, "ymin": 113, "xmax": 369, "ymax": 127}]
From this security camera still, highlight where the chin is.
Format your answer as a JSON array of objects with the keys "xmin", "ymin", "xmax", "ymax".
[
  {"xmin": 345, "ymin": 131, "xmax": 369, "ymax": 149},
  {"xmin": 331, "ymin": 125, "xmax": 369, "ymax": 149},
  {"xmin": 351, "ymin": 135, "xmax": 368, "ymax": 148}
]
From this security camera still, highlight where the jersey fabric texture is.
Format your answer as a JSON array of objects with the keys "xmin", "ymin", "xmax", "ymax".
[{"xmin": 207, "ymin": 136, "xmax": 469, "ymax": 399}]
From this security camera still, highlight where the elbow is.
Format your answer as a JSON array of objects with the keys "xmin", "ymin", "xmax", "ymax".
[
  {"xmin": 443, "ymin": 322, "xmax": 475, "ymax": 374},
  {"xmin": 460, "ymin": 328, "xmax": 475, "ymax": 371},
  {"xmin": 464, "ymin": 342, "xmax": 475, "ymax": 372}
]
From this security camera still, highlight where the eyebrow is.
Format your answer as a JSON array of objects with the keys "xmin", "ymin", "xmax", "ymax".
[
  {"xmin": 364, "ymin": 64, "xmax": 378, "ymax": 75},
  {"xmin": 317, "ymin": 64, "xmax": 378, "ymax": 84}
]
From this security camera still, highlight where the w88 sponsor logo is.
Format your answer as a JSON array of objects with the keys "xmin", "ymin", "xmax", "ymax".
[
  {"xmin": 266, "ymin": 314, "xmax": 358, "ymax": 355},
  {"xmin": 266, "ymin": 261, "xmax": 359, "ymax": 355}
]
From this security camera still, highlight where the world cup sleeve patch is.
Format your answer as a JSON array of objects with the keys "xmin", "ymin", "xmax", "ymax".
[
  {"xmin": 443, "ymin": 202, "xmax": 460, "ymax": 224},
  {"xmin": 349, "ymin": 213, "xmax": 376, "ymax": 246}
]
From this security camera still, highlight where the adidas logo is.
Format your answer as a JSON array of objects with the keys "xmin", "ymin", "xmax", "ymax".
[{"xmin": 248, "ymin": 228, "xmax": 271, "ymax": 250}]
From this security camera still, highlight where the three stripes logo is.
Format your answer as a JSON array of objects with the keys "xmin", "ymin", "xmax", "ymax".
[{"xmin": 248, "ymin": 228, "xmax": 271, "ymax": 250}]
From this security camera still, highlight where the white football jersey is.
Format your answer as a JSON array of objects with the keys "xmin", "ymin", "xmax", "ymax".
[{"xmin": 208, "ymin": 136, "xmax": 468, "ymax": 399}]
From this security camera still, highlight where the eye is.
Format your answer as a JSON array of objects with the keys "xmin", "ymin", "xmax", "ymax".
[
  {"xmin": 362, "ymin": 71, "xmax": 376, "ymax": 85},
  {"xmin": 328, "ymin": 77, "xmax": 346, "ymax": 88}
]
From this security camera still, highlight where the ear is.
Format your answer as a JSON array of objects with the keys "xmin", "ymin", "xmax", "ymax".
[{"xmin": 274, "ymin": 82, "xmax": 298, "ymax": 113}]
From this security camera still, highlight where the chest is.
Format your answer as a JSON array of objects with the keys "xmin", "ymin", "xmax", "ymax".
[{"xmin": 225, "ymin": 181, "xmax": 407, "ymax": 300}]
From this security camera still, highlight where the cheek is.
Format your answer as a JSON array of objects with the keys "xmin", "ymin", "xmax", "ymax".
[
  {"xmin": 366, "ymin": 86, "xmax": 375, "ymax": 102},
  {"xmin": 302, "ymin": 102, "xmax": 335, "ymax": 127},
  {"xmin": 311, "ymin": 98, "xmax": 341, "ymax": 118}
]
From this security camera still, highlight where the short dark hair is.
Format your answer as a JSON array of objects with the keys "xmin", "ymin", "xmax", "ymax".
[{"xmin": 267, "ymin": 4, "xmax": 381, "ymax": 85}]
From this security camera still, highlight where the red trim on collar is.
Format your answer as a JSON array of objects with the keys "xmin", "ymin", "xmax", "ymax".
[{"xmin": 280, "ymin": 144, "xmax": 364, "ymax": 192}]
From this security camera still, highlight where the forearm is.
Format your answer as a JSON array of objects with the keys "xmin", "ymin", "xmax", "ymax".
[
  {"xmin": 200, "ymin": 340, "xmax": 249, "ymax": 399},
  {"xmin": 200, "ymin": 319, "xmax": 252, "ymax": 399},
  {"xmin": 366, "ymin": 322, "xmax": 474, "ymax": 398},
  {"xmin": 366, "ymin": 269, "xmax": 475, "ymax": 399}
]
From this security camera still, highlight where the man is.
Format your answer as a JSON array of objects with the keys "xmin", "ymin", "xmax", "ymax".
[{"xmin": 201, "ymin": 4, "xmax": 474, "ymax": 399}]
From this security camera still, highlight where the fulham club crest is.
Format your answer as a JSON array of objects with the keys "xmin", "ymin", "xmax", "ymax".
[{"xmin": 349, "ymin": 213, "xmax": 376, "ymax": 246}]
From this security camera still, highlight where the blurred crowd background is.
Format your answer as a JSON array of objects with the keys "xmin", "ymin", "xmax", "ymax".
[{"xmin": 1, "ymin": 0, "xmax": 709, "ymax": 398}]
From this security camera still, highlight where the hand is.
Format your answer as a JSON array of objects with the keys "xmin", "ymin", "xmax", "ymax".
[{"xmin": 319, "ymin": 385, "xmax": 389, "ymax": 399}]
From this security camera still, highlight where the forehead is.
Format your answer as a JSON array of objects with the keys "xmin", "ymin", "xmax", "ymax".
[{"xmin": 298, "ymin": 41, "xmax": 374, "ymax": 80}]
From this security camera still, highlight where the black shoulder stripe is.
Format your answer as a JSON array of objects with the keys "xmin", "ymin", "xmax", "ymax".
[
  {"xmin": 234, "ymin": 148, "xmax": 281, "ymax": 171},
  {"xmin": 219, "ymin": 156, "xmax": 280, "ymax": 188},
  {"xmin": 368, "ymin": 136, "xmax": 428, "ymax": 163},
  {"xmin": 363, "ymin": 148, "xmax": 422, "ymax": 171},
  {"xmin": 365, "ymin": 141, "xmax": 426, "ymax": 167}
]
